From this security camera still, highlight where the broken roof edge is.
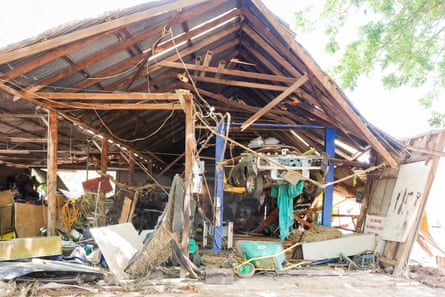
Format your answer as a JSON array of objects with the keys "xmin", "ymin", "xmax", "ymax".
[{"xmin": 250, "ymin": 0, "xmax": 402, "ymax": 168}]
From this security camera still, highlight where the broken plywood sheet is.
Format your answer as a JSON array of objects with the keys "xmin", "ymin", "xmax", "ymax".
[
  {"xmin": 0, "ymin": 236, "xmax": 61, "ymax": 261},
  {"xmin": 90, "ymin": 222, "xmax": 142, "ymax": 279},
  {"xmin": 118, "ymin": 196, "xmax": 132, "ymax": 224},
  {"xmin": 300, "ymin": 233, "xmax": 376, "ymax": 261},
  {"xmin": 14, "ymin": 202, "xmax": 47, "ymax": 237},
  {"xmin": 382, "ymin": 162, "xmax": 430, "ymax": 242}
]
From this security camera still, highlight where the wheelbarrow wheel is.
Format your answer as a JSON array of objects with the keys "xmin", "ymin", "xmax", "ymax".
[{"xmin": 235, "ymin": 262, "xmax": 256, "ymax": 278}]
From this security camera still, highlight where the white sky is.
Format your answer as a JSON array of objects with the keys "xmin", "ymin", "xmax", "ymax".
[{"xmin": 0, "ymin": 0, "xmax": 441, "ymax": 139}]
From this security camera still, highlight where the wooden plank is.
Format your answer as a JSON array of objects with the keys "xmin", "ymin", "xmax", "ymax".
[
  {"xmin": 189, "ymin": 75, "xmax": 297, "ymax": 92},
  {"xmin": 34, "ymin": 92, "xmax": 179, "ymax": 100},
  {"xmin": 300, "ymin": 233, "xmax": 376, "ymax": 261},
  {"xmin": 0, "ymin": 0, "xmax": 215, "ymax": 64},
  {"xmin": 42, "ymin": 102, "xmax": 182, "ymax": 110},
  {"xmin": 172, "ymin": 176, "xmax": 185, "ymax": 232},
  {"xmin": 241, "ymin": 74, "xmax": 308, "ymax": 131},
  {"xmin": 14, "ymin": 203, "xmax": 47, "ymax": 238},
  {"xmin": 0, "ymin": 114, "xmax": 45, "ymax": 119},
  {"xmin": 0, "ymin": 237, "xmax": 61, "ymax": 261},
  {"xmin": 119, "ymin": 197, "xmax": 132, "ymax": 224},
  {"xmin": 159, "ymin": 60, "xmax": 299, "ymax": 84}
]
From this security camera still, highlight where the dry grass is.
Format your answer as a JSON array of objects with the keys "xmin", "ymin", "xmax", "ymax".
[{"xmin": 288, "ymin": 225, "xmax": 342, "ymax": 243}]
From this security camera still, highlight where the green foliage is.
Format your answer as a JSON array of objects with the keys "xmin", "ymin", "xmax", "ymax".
[{"xmin": 295, "ymin": 0, "xmax": 445, "ymax": 128}]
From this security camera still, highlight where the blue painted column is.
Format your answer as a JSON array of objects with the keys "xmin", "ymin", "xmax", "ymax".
[
  {"xmin": 322, "ymin": 128, "xmax": 336, "ymax": 226},
  {"xmin": 212, "ymin": 120, "xmax": 225, "ymax": 252}
]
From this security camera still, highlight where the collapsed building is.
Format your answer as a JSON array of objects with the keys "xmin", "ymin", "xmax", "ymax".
[{"xmin": 0, "ymin": 0, "xmax": 444, "ymax": 291}]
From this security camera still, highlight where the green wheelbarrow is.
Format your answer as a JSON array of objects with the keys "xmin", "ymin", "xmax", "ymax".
[{"xmin": 234, "ymin": 240, "xmax": 304, "ymax": 277}]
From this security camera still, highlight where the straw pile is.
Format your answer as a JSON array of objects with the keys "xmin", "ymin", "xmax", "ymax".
[
  {"xmin": 77, "ymin": 192, "xmax": 106, "ymax": 227},
  {"xmin": 125, "ymin": 176, "xmax": 180, "ymax": 278},
  {"xmin": 288, "ymin": 225, "xmax": 342, "ymax": 243}
]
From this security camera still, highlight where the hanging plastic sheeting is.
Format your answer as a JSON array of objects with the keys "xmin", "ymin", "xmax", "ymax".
[{"xmin": 270, "ymin": 180, "xmax": 305, "ymax": 240}]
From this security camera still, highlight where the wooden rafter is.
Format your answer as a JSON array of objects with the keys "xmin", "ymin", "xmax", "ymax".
[
  {"xmin": 240, "ymin": 73, "xmax": 308, "ymax": 130},
  {"xmin": 33, "ymin": 92, "xmax": 179, "ymax": 100},
  {"xmin": 0, "ymin": 0, "xmax": 216, "ymax": 64}
]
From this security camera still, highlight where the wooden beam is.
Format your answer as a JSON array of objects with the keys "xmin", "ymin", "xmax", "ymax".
[
  {"xmin": 0, "ymin": 150, "xmax": 30, "ymax": 154},
  {"xmin": 47, "ymin": 110, "xmax": 58, "ymax": 236},
  {"xmin": 33, "ymin": 92, "xmax": 179, "ymax": 100},
  {"xmin": 159, "ymin": 60, "xmax": 299, "ymax": 84},
  {"xmin": 101, "ymin": 137, "xmax": 109, "ymax": 173},
  {"xmin": 156, "ymin": 152, "xmax": 185, "ymax": 178},
  {"xmin": 43, "ymin": 102, "xmax": 182, "ymax": 110},
  {"xmin": 188, "ymin": 75, "xmax": 296, "ymax": 92},
  {"xmin": 0, "ymin": 0, "xmax": 215, "ymax": 64},
  {"xmin": 0, "ymin": 114, "xmax": 45, "ymax": 119},
  {"xmin": 405, "ymin": 145, "xmax": 445, "ymax": 158},
  {"xmin": 241, "ymin": 73, "xmax": 308, "ymax": 131}
]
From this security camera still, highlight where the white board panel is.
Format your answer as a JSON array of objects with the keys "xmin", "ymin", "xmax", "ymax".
[
  {"xmin": 90, "ymin": 223, "xmax": 142, "ymax": 279},
  {"xmin": 381, "ymin": 162, "xmax": 431, "ymax": 242},
  {"xmin": 301, "ymin": 234, "xmax": 376, "ymax": 260}
]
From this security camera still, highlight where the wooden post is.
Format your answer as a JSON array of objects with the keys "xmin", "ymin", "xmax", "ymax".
[
  {"xmin": 101, "ymin": 137, "xmax": 108, "ymax": 173},
  {"xmin": 177, "ymin": 90, "xmax": 194, "ymax": 276},
  {"xmin": 47, "ymin": 111, "xmax": 58, "ymax": 236},
  {"xmin": 128, "ymin": 149, "xmax": 135, "ymax": 187}
]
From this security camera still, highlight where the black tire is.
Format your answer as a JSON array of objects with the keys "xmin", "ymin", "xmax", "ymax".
[{"xmin": 245, "ymin": 175, "xmax": 263, "ymax": 197}]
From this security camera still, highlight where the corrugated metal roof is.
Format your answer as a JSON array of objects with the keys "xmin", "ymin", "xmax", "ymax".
[{"xmin": 0, "ymin": 0, "xmax": 405, "ymax": 182}]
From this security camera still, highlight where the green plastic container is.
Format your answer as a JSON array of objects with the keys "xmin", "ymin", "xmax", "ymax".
[
  {"xmin": 236, "ymin": 240, "xmax": 285, "ymax": 270},
  {"xmin": 189, "ymin": 239, "xmax": 197, "ymax": 254}
]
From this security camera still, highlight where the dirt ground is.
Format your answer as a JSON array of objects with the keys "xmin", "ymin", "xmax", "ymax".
[{"xmin": 2, "ymin": 266, "xmax": 445, "ymax": 297}]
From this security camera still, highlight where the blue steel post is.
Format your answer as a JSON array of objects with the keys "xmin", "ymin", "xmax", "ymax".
[
  {"xmin": 322, "ymin": 128, "xmax": 336, "ymax": 226},
  {"xmin": 212, "ymin": 120, "xmax": 225, "ymax": 252}
]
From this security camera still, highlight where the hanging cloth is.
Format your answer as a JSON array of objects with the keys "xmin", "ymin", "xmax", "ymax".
[{"xmin": 270, "ymin": 180, "xmax": 305, "ymax": 240}]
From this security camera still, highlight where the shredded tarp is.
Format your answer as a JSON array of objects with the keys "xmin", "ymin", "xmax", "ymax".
[{"xmin": 270, "ymin": 180, "xmax": 304, "ymax": 240}]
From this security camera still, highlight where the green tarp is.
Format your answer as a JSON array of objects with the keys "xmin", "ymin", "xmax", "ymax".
[{"xmin": 270, "ymin": 180, "xmax": 305, "ymax": 240}]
